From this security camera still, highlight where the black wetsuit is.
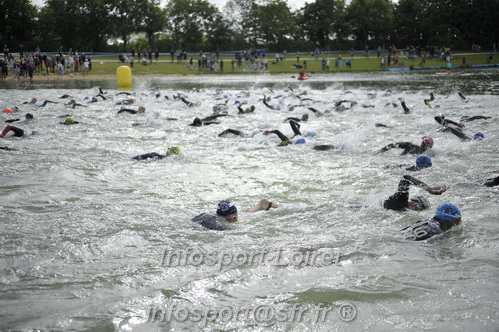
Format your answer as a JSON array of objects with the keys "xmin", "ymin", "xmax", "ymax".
[
  {"xmin": 405, "ymin": 166, "xmax": 425, "ymax": 172},
  {"xmin": 58, "ymin": 121, "xmax": 80, "ymax": 125},
  {"xmin": 238, "ymin": 105, "xmax": 255, "ymax": 114},
  {"xmin": 218, "ymin": 129, "xmax": 246, "ymax": 137},
  {"xmin": 202, "ymin": 114, "xmax": 229, "ymax": 122},
  {"xmin": 191, "ymin": 213, "xmax": 228, "ymax": 231},
  {"xmin": 118, "ymin": 108, "xmax": 140, "ymax": 114},
  {"xmin": 380, "ymin": 142, "xmax": 428, "ymax": 155},
  {"xmin": 180, "ymin": 97, "xmax": 194, "ymax": 107},
  {"xmin": 267, "ymin": 120, "xmax": 302, "ymax": 146},
  {"xmin": 0, "ymin": 126, "xmax": 24, "ymax": 137},
  {"xmin": 441, "ymin": 126, "xmax": 471, "ymax": 141},
  {"xmin": 313, "ymin": 145, "xmax": 337, "ymax": 151},
  {"xmin": 132, "ymin": 152, "xmax": 164, "ymax": 160},
  {"xmin": 485, "ymin": 176, "xmax": 499, "ymax": 187},
  {"xmin": 435, "ymin": 116, "xmax": 470, "ymax": 141},
  {"xmin": 190, "ymin": 118, "xmax": 218, "ymax": 126},
  {"xmin": 401, "ymin": 100, "xmax": 410, "ymax": 114},
  {"xmin": 383, "ymin": 175, "xmax": 428, "ymax": 210},
  {"xmin": 460, "ymin": 115, "xmax": 491, "ymax": 122},
  {"xmin": 262, "ymin": 95, "xmax": 276, "ymax": 110},
  {"xmin": 0, "ymin": 146, "xmax": 17, "ymax": 151},
  {"xmin": 38, "ymin": 100, "xmax": 58, "ymax": 107},
  {"xmin": 401, "ymin": 218, "xmax": 445, "ymax": 241},
  {"xmin": 384, "ymin": 165, "xmax": 425, "ymax": 172},
  {"xmin": 307, "ymin": 107, "xmax": 323, "ymax": 117}
]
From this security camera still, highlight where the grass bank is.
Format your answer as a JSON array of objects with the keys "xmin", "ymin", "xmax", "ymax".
[{"xmin": 4, "ymin": 52, "xmax": 498, "ymax": 80}]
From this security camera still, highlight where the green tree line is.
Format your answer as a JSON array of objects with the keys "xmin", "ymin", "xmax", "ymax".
[{"xmin": 1, "ymin": 0, "xmax": 498, "ymax": 53}]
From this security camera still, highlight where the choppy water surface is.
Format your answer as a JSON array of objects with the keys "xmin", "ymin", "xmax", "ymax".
[{"xmin": 1, "ymin": 70, "xmax": 498, "ymax": 331}]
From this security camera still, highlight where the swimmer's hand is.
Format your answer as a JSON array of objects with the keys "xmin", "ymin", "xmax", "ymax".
[
  {"xmin": 262, "ymin": 130, "xmax": 271, "ymax": 136},
  {"xmin": 427, "ymin": 186, "xmax": 448, "ymax": 195}
]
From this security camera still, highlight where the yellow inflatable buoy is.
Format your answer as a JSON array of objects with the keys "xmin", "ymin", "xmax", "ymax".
[{"xmin": 116, "ymin": 65, "xmax": 132, "ymax": 90}]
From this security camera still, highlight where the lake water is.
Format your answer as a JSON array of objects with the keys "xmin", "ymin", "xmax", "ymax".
[{"xmin": 1, "ymin": 70, "xmax": 498, "ymax": 331}]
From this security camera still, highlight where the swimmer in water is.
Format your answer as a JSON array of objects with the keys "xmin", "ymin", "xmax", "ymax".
[
  {"xmin": 22, "ymin": 97, "xmax": 37, "ymax": 104},
  {"xmin": 377, "ymin": 137, "xmax": 434, "ymax": 155},
  {"xmin": 132, "ymin": 147, "xmax": 180, "ymax": 160},
  {"xmin": 298, "ymin": 70, "xmax": 309, "ymax": 81},
  {"xmin": 401, "ymin": 202, "xmax": 462, "ymax": 241},
  {"xmin": 178, "ymin": 95, "xmax": 194, "ymax": 107},
  {"xmin": 459, "ymin": 115, "xmax": 491, "ymax": 123},
  {"xmin": 458, "ymin": 91, "xmax": 469, "ymax": 102},
  {"xmin": 423, "ymin": 92, "xmax": 435, "ymax": 107},
  {"xmin": 383, "ymin": 175, "xmax": 448, "ymax": 211},
  {"xmin": 90, "ymin": 94, "xmax": 107, "ymax": 103},
  {"xmin": 484, "ymin": 176, "xmax": 499, "ymax": 187},
  {"xmin": 116, "ymin": 91, "xmax": 134, "ymax": 96},
  {"xmin": 118, "ymin": 106, "xmax": 146, "ymax": 114},
  {"xmin": 400, "ymin": 99, "xmax": 410, "ymax": 114},
  {"xmin": 58, "ymin": 117, "xmax": 80, "ymax": 125},
  {"xmin": 66, "ymin": 99, "xmax": 87, "ymax": 108},
  {"xmin": 0, "ymin": 146, "xmax": 18, "ymax": 151},
  {"xmin": 189, "ymin": 114, "xmax": 229, "ymax": 126},
  {"xmin": 192, "ymin": 199, "xmax": 239, "ymax": 231},
  {"xmin": 435, "ymin": 115, "xmax": 484, "ymax": 141},
  {"xmin": 262, "ymin": 120, "xmax": 305, "ymax": 146},
  {"xmin": 5, "ymin": 113, "xmax": 34, "ymax": 124},
  {"xmin": 307, "ymin": 107, "xmax": 323, "ymax": 117},
  {"xmin": 116, "ymin": 97, "xmax": 135, "ymax": 105},
  {"xmin": 247, "ymin": 198, "xmax": 281, "ymax": 212},
  {"xmin": 97, "ymin": 86, "xmax": 107, "ymax": 95},
  {"xmin": 386, "ymin": 154, "xmax": 433, "ymax": 172},
  {"xmin": 0, "ymin": 125, "xmax": 32, "ymax": 138},
  {"xmin": 218, "ymin": 128, "xmax": 262, "ymax": 138},
  {"xmin": 237, "ymin": 104, "xmax": 256, "ymax": 114},
  {"xmin": 38, "ymin": 100, "xmax": 59, "ymax": 107},
  {"xmin": 284, "ymin": 114, "xmax": 308, "ymax": 123},
  {"xmin": 313, "ymin": 144, "xmax": 338, "ymax": 151},
  {"xmin": 262, "ymin": 94, "xmax": 277, "ymax": 110}
]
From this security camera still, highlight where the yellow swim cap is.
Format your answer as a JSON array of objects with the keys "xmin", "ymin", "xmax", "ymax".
[
  {"xmin": 167, "ymin": 146, "xmax": 180, "ymax": 156},
  {"xmin": 65, "ymin": 117, "xmax": 74, "ymax": 124}
]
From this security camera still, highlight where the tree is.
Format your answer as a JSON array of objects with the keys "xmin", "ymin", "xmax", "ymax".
[
  {"xmin": 346, "ymin": 0, "xmax": 394, "ymax": 48},
  {"xmin": 139, "ymin": 0, "xmax": 167, "ymax": 48},
  {"xmin": 38, "ymin": 0, "xmax": 110, "ymax": 51},
  {"xmin": 108, "ymin": 0, "xmax": 151, "ymax": 49},
  {"xmin": 0, "ymin": 0, "xmax": 37, "ymax": 48},
  {"xmin": 258, "ymin": 0, "xmax": 297, "ymax": 51},
  {"xmin": 393, "ymin": 0, "xmax": 427, "ymax": 46},
  {"xmin": 205, "ymin": 14, "xmax": 234, "ymax": 51},
  {"xmin": 450, "ymin": 0, "xmax": 499, "ymax": 48},
  {"xmin": 164, "ymin": 0, "xmax": 218, "ymax": 50},
  {"xmin": 296, "ymin": 0, "xmax": 347, "ymax": 50},
  {"xmin": 224, "ymin": 0, "xmax": 261, "ymax": 47}
]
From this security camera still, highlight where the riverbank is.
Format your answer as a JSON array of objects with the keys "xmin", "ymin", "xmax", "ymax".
[{"xmin": 1, "ymin": 52, "xmax": 497, "ymax": 82}]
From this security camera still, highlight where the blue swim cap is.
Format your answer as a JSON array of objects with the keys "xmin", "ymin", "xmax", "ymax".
[
  {"xmin": 473, "ymin": 132, "xmax": 484, "ymax": 140},
  {"xmin": 234, "ymin": 100, "xmax": 240, "ymax": 104},
  {"xmin": 305, "ymin": 131, "xmax": 317, "ymax": 137},
  {"xmin": 434, "ymin": 202, "xmax": 461, "ymax": 222},
  {"xmin": 217, "ymin": 200, "xmax": 237, "ymax": 216},
  {"xmin": 295, "ymin": 138, "xmax": 306, "ymax": 144},
  {"xmin": 416, "ymin": 154, "xmax": 432, "ymax": 167}
]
